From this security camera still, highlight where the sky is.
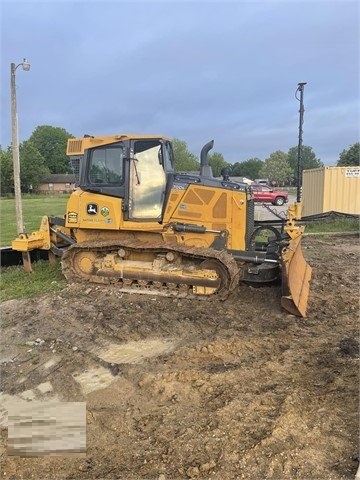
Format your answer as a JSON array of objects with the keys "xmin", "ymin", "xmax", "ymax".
[{"xmin": 1, "ymin": 0, "xmax": 359, "ymax": 166}]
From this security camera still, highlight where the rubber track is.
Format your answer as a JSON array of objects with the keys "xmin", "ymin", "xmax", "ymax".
[{"xmin": 61, "ymin": 238, "xmax": 240, "ymax": 300}]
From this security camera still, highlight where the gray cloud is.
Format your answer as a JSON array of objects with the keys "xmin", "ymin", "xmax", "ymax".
[{"xmin": 1, "ymin": 0, "xmax": 358, "ymax": 165}]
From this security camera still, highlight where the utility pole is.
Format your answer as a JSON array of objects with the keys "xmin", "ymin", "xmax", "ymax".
[
  {"xmin": 296, "ymin": 82, "xmax": 307, "ymax": 203},
  {"xmin": 10, "ymin": 58, "xmax": 30, "ymax": 235}
]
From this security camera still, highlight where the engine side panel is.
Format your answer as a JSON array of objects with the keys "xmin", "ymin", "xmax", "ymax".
[{"xmin": 164, "ymin": 185, "xmax": 249, "ymax": 251}]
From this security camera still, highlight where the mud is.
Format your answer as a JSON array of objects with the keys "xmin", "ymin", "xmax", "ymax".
[{"xmin": 0, "ymin": 235, "xmax": 359, "ymax": 479}]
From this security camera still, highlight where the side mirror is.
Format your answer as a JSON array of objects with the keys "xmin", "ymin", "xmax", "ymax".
[{"xmin": 158, "ymin": 147, "xmax": 163, "ymax": 165}]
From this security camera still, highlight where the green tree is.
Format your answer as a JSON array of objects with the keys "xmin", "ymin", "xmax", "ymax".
[
  {"xmin": 337, "ymin": 143, "xmax": 360, "ymax": 166},
  {"xmin": 288, "ymin": 145, "xmax": 323, "ymax": 181},
  {"xmin": 172, "ymin": 138, "xmax": 200, "ymax": 172},
  {"xmin": 29, "ymin": 125, "xmax": 73, "ymax": 173},
  {"xmin": 208, "ymin": 152, "xmax": 229, "ymax": 177},
  {"xmin": 260, "ymin": 150, "xmax": 293, "ymax": 185},
  {"xmin": 231, "ymin": 158, "xmax": 264, "ymax": 180},
  {"xmin": 0, "ymin": 147, "xmax": 13, "ymax": 195},
  {"xmin": 0, "ymin": 142, "xmax": 49, "ymax": 195},
  {"xmin": 19, "ymin": 140, "xmax": 50, "ymax": 191}
]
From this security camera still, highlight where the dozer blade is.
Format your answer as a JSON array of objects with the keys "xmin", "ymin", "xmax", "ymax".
[{"xmin": 281, "ymin": 236, "xmax": 312, "ymax": 317}]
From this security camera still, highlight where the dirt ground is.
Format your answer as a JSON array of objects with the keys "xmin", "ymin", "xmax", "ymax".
[{"xmin": 0, "ymin": 234, "xmax": 359, "ymax": 480}]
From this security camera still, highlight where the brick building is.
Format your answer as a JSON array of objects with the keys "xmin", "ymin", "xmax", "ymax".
[{"xmin": 38, "ymin": 174, "xmax": 76, "ymax": 194}]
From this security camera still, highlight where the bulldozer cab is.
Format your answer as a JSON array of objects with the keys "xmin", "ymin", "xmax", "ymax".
[{"xmin": 76, "ymin": 135, "xmax": 174, "ymax": 223}]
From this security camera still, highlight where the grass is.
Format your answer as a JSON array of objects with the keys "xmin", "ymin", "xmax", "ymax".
[
  {"xmin": 304, "ymin": 217, "xmax": 359, "ymax": 234},
  {"xmin": 0, "ymin": 259, "xmax": 66, "ymax": 302},
  {"xmin": 0, "ymin": 194, "xmax": 69, "ymax": 247}
]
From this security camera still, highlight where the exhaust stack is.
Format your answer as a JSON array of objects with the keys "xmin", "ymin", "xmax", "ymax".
[{"xmin": 200, "ymin": 140, "xmax": 214, "ymax": 177}]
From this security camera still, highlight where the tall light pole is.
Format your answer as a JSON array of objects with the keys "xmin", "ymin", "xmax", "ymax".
[
  {"xmin": 295, "ymin": 81, "xmax": 307, "ymax": 204},
  {"xmin": 11, "ymin": 58, "xmax": 30, "ymax": 235}
]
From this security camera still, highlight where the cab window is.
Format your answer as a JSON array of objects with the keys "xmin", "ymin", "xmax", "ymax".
[{"xmin": 89, "ymin": 146, "xmax": 123, "ymax": 184}]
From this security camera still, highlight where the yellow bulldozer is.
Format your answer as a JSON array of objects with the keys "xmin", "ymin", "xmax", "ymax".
[{"xmin": 12, "ymin": 131, "xmax": 311, "ymax": 316}]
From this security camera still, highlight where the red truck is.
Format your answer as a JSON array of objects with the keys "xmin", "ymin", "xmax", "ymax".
[{"xmin": 250, "ymin": 184, "xmax": 288, "ymax": 206}]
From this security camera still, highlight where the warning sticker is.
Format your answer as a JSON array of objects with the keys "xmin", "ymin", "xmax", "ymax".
[{"xmin": 67, "ymin": 212, "xmax": 78, "ymax": 223}]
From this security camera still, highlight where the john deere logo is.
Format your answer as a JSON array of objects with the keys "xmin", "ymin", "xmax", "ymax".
[
  {"xmin": 87, "ymin": 203, "xmax": 98, "ymax": 215},
  {"xmin": 101, "ymin": 206, "xmax": 110, "ymax": 217}
]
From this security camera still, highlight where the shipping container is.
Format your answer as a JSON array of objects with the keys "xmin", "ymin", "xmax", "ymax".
[{"xmin": 302, "ymin": 166, "xmax": 360, "ymax": 216}]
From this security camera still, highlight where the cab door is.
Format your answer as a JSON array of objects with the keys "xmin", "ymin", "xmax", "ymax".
[{"xmin": 127, "ymin": 139, "xmax": 167, "ymax": 221}]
